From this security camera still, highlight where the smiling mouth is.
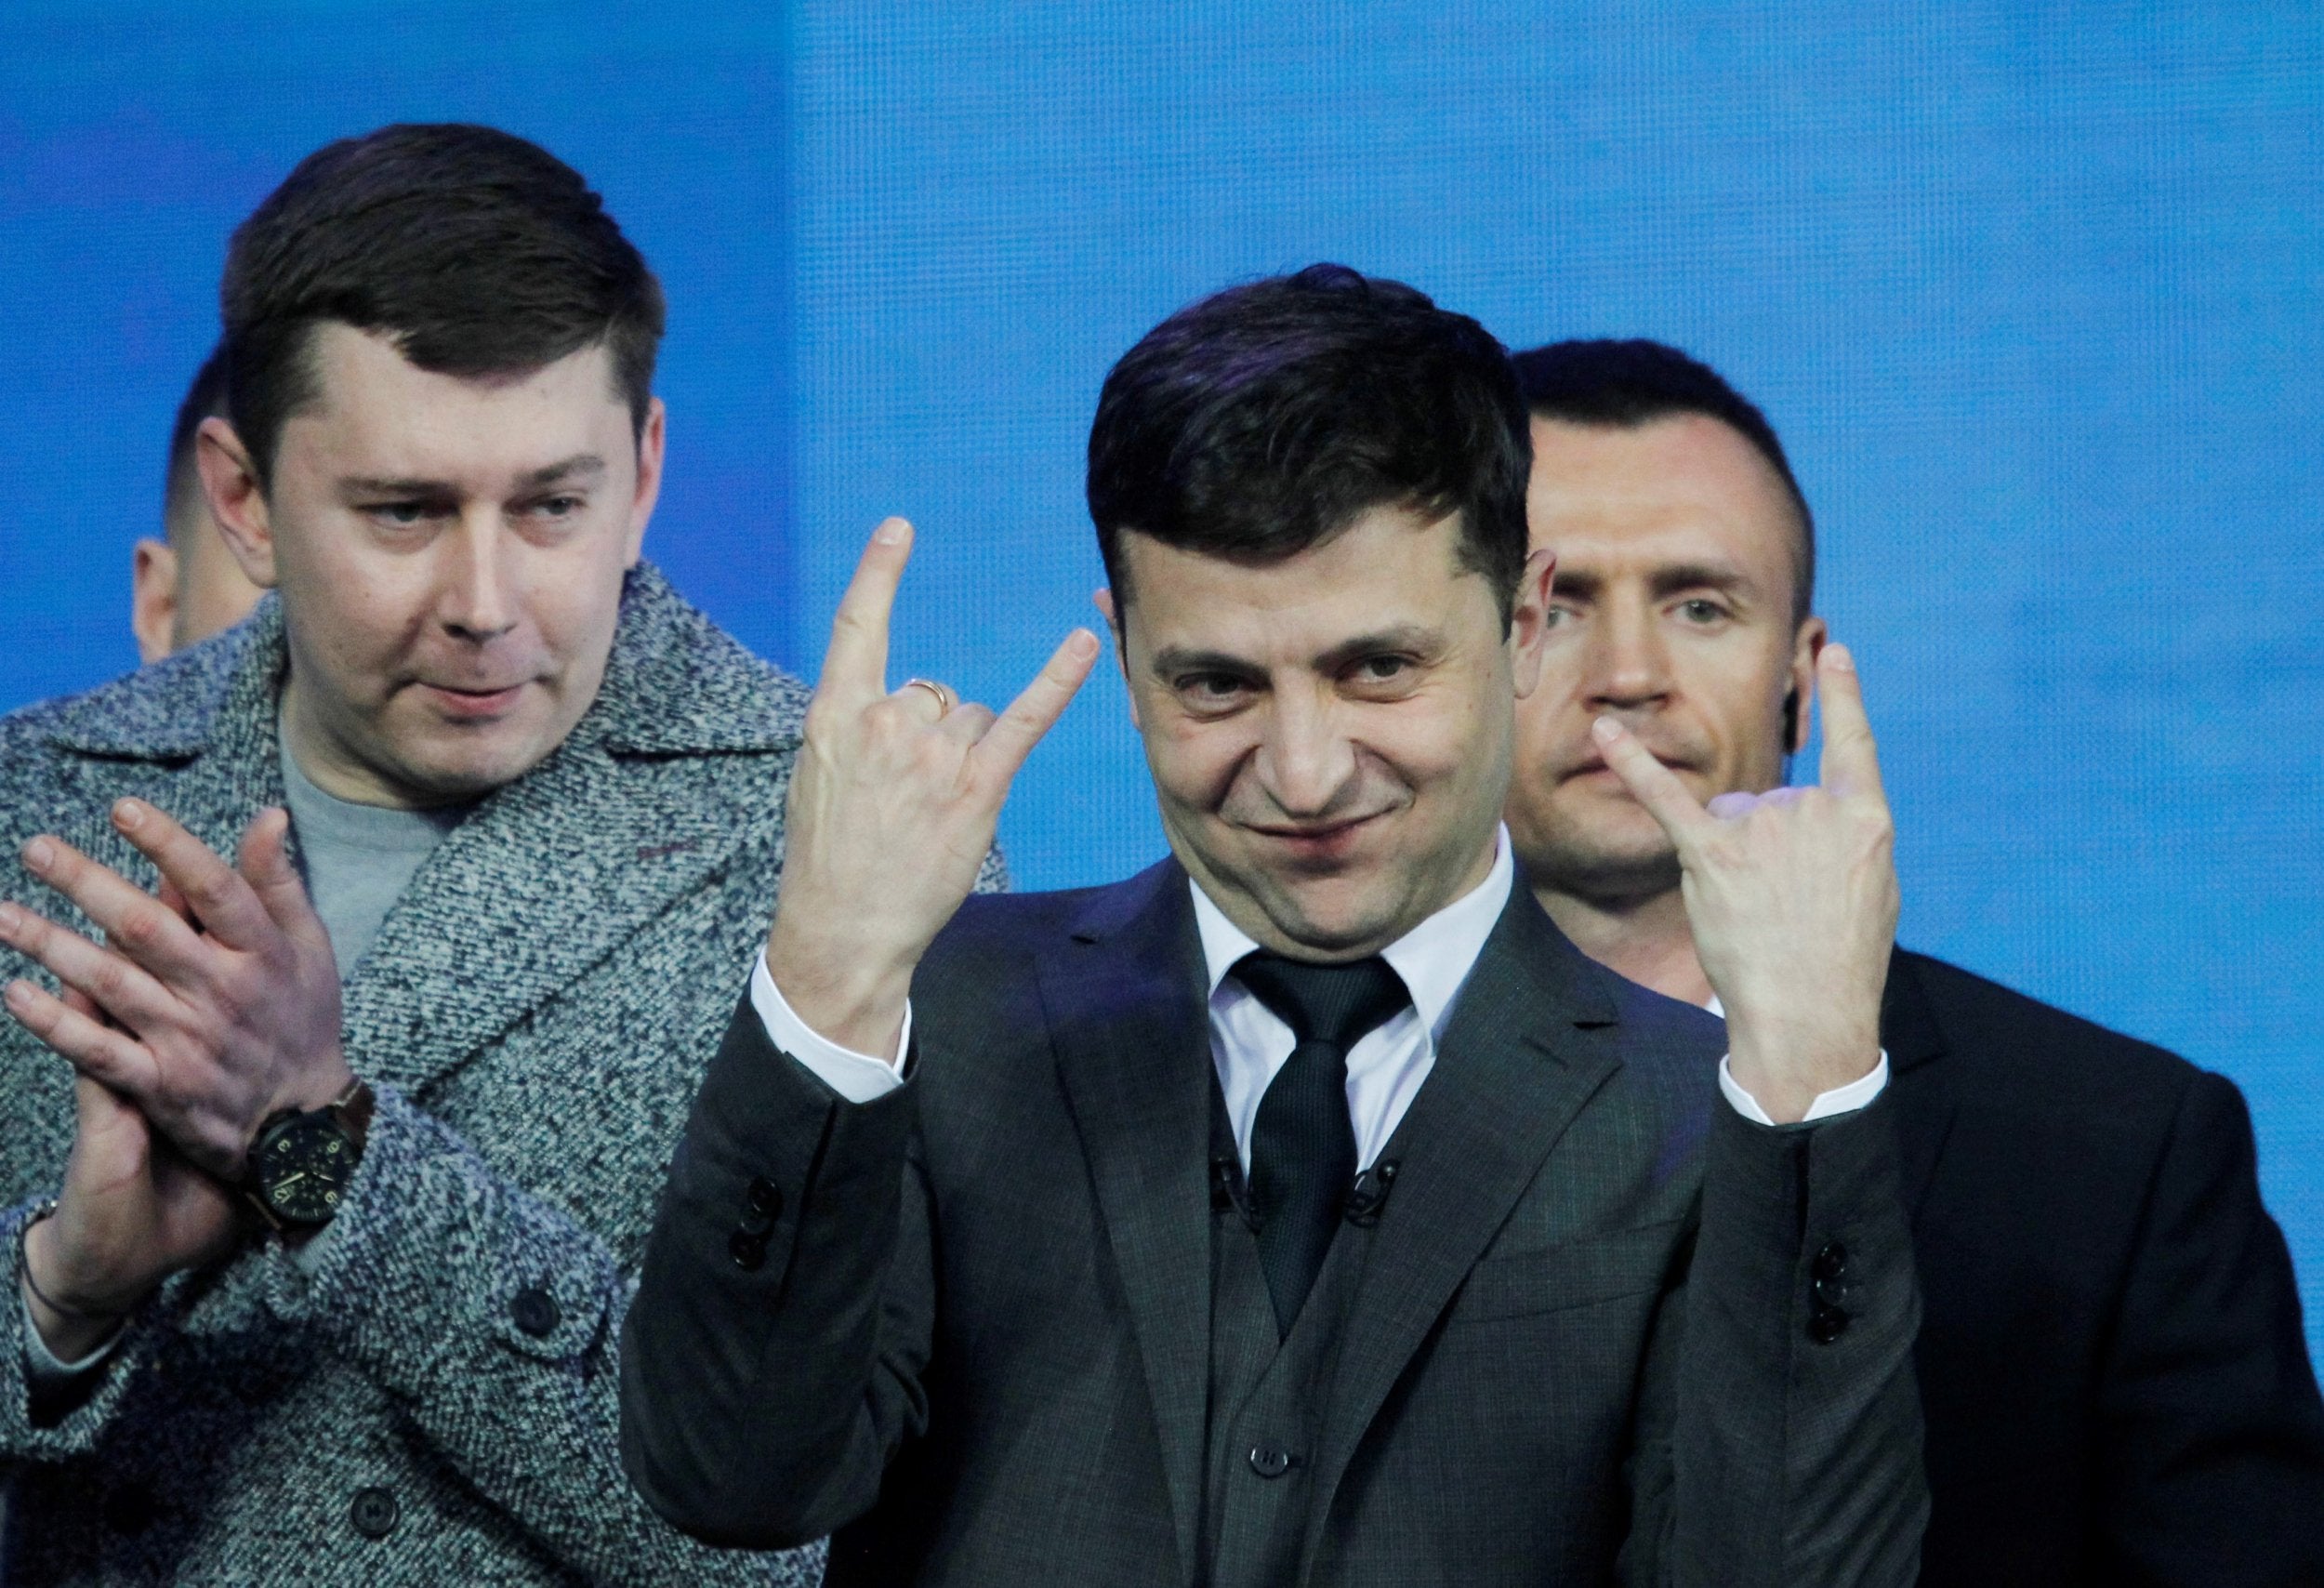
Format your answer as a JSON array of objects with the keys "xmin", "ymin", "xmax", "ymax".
[
  {"xmin": 416, "ymin": 682, "xmax": 528, "ymax": 717},
  {"xmin": 1244, "ymin": 812, "xmax": 1389, "ymax": 857}
]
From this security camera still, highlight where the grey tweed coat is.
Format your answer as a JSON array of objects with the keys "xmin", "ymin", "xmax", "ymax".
[{"xmin": 0, "ymin": 565, "xmax": 858, "ymax": 1585}]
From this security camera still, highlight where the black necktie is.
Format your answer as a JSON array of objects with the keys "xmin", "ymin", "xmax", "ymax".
[{"xmin": 1232, "ymin": 951, "xmax": 1411, "ymax": 1337}]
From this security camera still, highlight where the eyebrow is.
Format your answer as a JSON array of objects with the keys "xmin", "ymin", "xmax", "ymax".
[
  {"xmin": 1552, "ymin": 562, "xmax": 1759, "ymax": 601},
  {"xmin": 1147, "ymin": 624, "xmax": 1442, "ymax": 680},
  {"xmin": 336, "ymin": 453, "xmax": 608, "ymax": 498}
]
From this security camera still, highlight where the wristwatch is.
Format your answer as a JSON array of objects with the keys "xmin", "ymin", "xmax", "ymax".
[{"xmin": 243, "ymin": 1078, "xmax": 376, "ymax": 1231}]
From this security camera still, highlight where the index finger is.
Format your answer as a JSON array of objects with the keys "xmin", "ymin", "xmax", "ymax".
[
  {"xmin": 816, "ymin": 518, "xmax": 913, "ymax": 706},
  {"xmin": 1814, "ymin": 644, "xmax": 1888, "ymax": 804},
  {"xmin": 1591, "ymin": 717, "xmax": 1717, "ymax": 853},
  {"xmin": 963, "ymin": 629, "xmax": 1102, "ymax": 795},
  {"xmin": 111, "ymin": 799, "xmax": 277, "ymax": 952}
]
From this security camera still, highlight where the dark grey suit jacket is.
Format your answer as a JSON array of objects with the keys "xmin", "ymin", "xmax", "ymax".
[{"xmin": 622, "ymin": 860, "xmax": 1928, "ymax": 1585}]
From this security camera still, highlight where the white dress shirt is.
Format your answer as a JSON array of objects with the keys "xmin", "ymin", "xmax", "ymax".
[{"xmin": 755, "ymin": 827, "xmax": 1887, "ymax": 1143}]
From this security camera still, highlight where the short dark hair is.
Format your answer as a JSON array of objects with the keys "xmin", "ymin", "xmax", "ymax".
[
  {"xmin": 163, "ymin": 343, "xmax": 231, "ymax": 538},
  {"xmin": 1512, "ymin": 339, "xmax": 1816, "ymax": 620},
  {"xmin": 1088, "ymin": 264, "xmax": 1532, "ymax": 627},
  {"xmin": 218, "ymin": 123, "xmax": 665, "ymax": 486}
]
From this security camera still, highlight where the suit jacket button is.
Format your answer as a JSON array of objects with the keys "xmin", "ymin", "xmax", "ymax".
[
  {"xmin": 1811, "ymin": 1242, "xmax": 1848, "ymax": 1281},
  {"xmin": 739, "ymin": 1177, "xmax": 784, "ymax": 1237},
  {"xmin": 1808, "ymin": 1303, "xmax": 1850, "ymax": 1344},
  {"xmin": 510, "ymin": 1287, "xmax": 561, "ymax": 1337},
  {"xmin": 350, "ymin": 1486, "xmax": 401, "ymax": 1539},
  {"xmin": 1248, "ymin": 1447, "xmax": 1296, "ymax": 1479},
  {"xmin": 729, "ymin": 1229, "xmax": 769, "ymax": 1271}
]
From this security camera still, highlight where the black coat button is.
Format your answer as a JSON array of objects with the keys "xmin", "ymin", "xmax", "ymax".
[
  {"xmin": 745, "ymin": 1176, "xmax": 783, "ymax": 1222},
  {"xmin": 1808, "ymin": 1303, "xmax": 1850, "ymax": 1344},
  {"xmin": 1812, "ymin": 1242, "xmax": 1848, "ymax": 1281},
  {"xmin": 729, "ymin": 1229, "xmax": 768, "ymax": 1271},
  {"xmin": 1813, "ymin": 1272, "xmax": 1856, "ymax": 1309},
  {"xmin": 350, "ymin": 1486, "xmax": 401, "ymax": 1539},
  {"xmin": 1248, "ymin": 1447, "xmax": 1296, "ymax": 1479},
  {"xmin": 510, "ymin": 1287, "xmax": 561, "ymax": 1337},
  {"xmin": 102, "ymin": 1482, "xmax": 155, "ymax": 1534}
]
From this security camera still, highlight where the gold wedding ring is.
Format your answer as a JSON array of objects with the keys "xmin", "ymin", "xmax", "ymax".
[{"xmin": 903, "ymin": 677, "xmax": 956, "ymax": 715}]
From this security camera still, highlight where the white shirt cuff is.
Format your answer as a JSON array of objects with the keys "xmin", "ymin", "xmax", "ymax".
[
  {"xmin": 1717, "ymin": 1051, "xmax": 1891, "ymax": 1126},
  {"xmin": 748, "ymin": 948, "xmax": 911, "ymax": 1105},
  {"xmin": 20, "ymin": 1286, "xmax": 118, "ymax": 1386}
]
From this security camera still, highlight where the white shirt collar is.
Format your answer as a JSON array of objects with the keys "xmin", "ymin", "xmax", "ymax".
[{"xmin": 1188, "ymin": 826, "xmax": 1515, "ymax": 1041}]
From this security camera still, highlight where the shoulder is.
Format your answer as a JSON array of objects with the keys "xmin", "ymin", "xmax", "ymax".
[
  {"xmin": 1891, "ymin": 948, "xmax": 2200, "ymax": 1115},
  {"xmin": 0, "ymin": 618, "xmax": 254, "ymax": 762},
  {"xmin": 590, "ymin": 565, "xmax": 812, "ymax": 755}
]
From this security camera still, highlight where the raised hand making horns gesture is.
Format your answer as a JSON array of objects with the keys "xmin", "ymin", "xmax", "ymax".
[
  {"xmin": 1593, "ymin": 642, "xmax": 1899, "ymax": 1123},
  {"xmin": 764, "ymin": 518, "xmax": 1101, "ymax": 1060}
]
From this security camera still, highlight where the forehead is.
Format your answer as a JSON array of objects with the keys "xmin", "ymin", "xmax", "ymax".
[
  {"xmin": 1526, "ymin": 413, "xmax": 1801, "ymax": 589},
  {"xmin": 280, "ymin": 323, "xmax": 629, "ymax": 480},
  {"xmin": 1116, "ymin": 506, "xmax": 1494, "ymax": 659}
]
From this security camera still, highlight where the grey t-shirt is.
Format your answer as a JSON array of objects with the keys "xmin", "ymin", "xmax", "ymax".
[{"xmin": 278, "ymin": 731, "xmax": 472, "ymax": 973}]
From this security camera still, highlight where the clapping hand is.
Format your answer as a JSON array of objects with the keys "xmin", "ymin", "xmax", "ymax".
[
  {"xmin": 764, "ymin": 519, "xmax": 1099, "ymax": 1060},
  {"xmin": 0, "ymin": 808, "xmax": 347, "ymax": 1351},
  {"xmin": 1594, "ymin": 644, "xmax": 1898, "ymax": 1123}
]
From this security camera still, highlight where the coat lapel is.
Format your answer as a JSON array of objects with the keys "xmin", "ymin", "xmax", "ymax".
[
  {"xmin": 1307, "ymin": 888, "xmax": 1626, "ymax": 1529},
  {"xmin": 1042, "ymin": 861, "xmax": 1215, "ymax": 1588}
]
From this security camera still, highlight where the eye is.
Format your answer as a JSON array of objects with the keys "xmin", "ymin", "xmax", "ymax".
[
  {"xmin": 1175, "ymin": 673, "xmax": 1250, "ymax": 707},
  {"xmin": 1676, "ymin": 598, "xmax": 1728, "ymax": 625},
  {"xmin": 533, "ymin": 494, "xmax": 586, "ymax": 519},
  {"xmin": 1350, "ymin": 654, "xmax": 1410, "ymax": 682},
  {"xmin": 367, "ymin": 501, "xmax": 435, "ymax": 527}
]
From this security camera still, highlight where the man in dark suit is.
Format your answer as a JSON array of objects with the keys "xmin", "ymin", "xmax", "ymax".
[
  {"xmin": 1501, "ymin": 337, "xmax": 2324, "ymax": 1585},
  {"xmin": 621, "ymin": 268, "xmax": 1929, "ymax": 1585}
]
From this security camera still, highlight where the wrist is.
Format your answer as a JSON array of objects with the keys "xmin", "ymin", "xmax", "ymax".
[
  {"xmin": 20, "ymin": 1209, "xmax": 140, "ymax": 1359},
  {"xmin": 762, "ymin": 938, "xmax": 913, "ymax": 1062}
]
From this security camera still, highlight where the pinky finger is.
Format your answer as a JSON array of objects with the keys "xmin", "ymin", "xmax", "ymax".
[{"xmin": 3, "ymin": 978, "xmax": 160, "ymax": 1096}]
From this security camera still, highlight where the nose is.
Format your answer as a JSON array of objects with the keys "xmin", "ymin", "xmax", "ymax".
[
  {"xmin": 439, "ymin": 510, "xmax": 518, "ymax": 642},
  {"xmin": 1251, "ymin": 685, "xmax": 1360, "ymax": 819},
  {"xmin": 1583, "ymin": 594, "xmax": 1671, "ymax": 715}
]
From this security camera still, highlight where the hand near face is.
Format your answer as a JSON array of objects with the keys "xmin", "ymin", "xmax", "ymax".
[
  {"xmin": 0, "ymin": 801, "xmax": 353, "ymax": 1177},
  {"xmin": 765, "ymin": 519, "xmax": 1098, "ymax": 1059},
  {"xmin": 1593, "ymin": 643, "xmax": 1897, "ymax": 1123}
]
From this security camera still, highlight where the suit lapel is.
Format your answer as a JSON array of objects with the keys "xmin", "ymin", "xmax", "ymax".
[
  {"xmin": 1307, "ymin": 889, "xmax": 1624, "ymax": 1528},
  {"xmin": 1882, "ymin": 949, "xmax": 1954, "ymax": 1218},
  {"xmin": 1043, "ymin": 862, "xmax": 1214, "ymax": 1588}
]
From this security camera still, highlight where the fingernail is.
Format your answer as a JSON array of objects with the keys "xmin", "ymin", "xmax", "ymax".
[
  {"xmin": 1068, "ymin": 629, "xmax": 1099, "ymax": 659},
  {"xmin": 113, "ymin": 799, "xmax": 144, "ymax": 831},
  {"xmin": 875, "ymin": 519, "xmax": 907, "ymax": 545},
  {"xmin": 4, "ymin": 982, "xmax": 28, "ymax": 1012},
  {"xmin": 1591, "ymin": 716, "xmax": 1621, "ymax": 744},
  {"xmin": 1827, "ymin": 644, "xmax": 1855, "ymax": 672},
  {"xmin": 21, "ymin": 838, "xmax": 51, "ymax": 871},
  {"xmin": 0, "ymin": 904, "xmax": 19, "ymax": 934}
]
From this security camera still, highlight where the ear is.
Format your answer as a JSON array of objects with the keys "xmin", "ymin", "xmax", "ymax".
[
  {"xmin": 622, "ymin": 397, "xmax": 667, "ymax": 567},
  {"xmin": 130, "ymin": 538, "xmax": 178, "ymax": 666},
  {"xmin": 1787, "ymin": 614, "xmax": 1829, "ymax": 754},
  {"xmin": 1091, "ymin": 588, "xmax": 1138, "ymax": 729},
  {"xmin": 1507, "ymin": 547, "xmax": 1557, "ymax": 699},
  {"xmin": 195, "ymin": 417, "xmax": 280, "ymax": 589}
]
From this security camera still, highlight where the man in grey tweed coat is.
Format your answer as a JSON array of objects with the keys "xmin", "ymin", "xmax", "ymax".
[{"xmin": 0, "ymin": 125, "xmax": 838, "ymax": 1584}]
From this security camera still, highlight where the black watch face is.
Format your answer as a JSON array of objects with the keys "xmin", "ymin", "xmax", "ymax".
[{"xmin": 255, "ymin": 1114, "xmax": 359, "ymax": 1226}]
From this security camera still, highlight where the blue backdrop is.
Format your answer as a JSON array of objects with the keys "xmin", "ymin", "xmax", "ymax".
[{"xmin": 4, "ymin": 3, "xmax": 2319, "ymax": 1340}]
